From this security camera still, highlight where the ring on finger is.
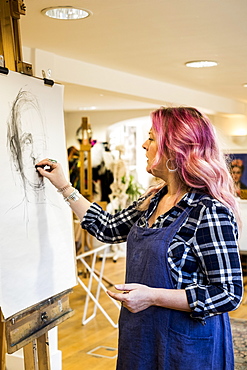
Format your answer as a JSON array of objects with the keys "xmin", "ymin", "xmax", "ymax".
[{"xmin": 48, "ymin": 158, "xmax": 57, "ymax": 163}]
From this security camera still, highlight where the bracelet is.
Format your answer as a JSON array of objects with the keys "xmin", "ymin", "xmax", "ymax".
[
  {"xmin": 64, "ymin": 189, "xmax": 82, "ymax": 205},
  {"xmin": 57, "ymin": 182, "xmax": 72, "ymax": 193}
]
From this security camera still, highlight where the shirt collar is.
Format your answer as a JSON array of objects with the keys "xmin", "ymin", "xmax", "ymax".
[{"xmin": 150, "ymin": 186, "xmax": 209, "ymax": 208}]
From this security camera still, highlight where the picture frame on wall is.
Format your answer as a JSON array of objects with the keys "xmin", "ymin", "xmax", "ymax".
[{"xmin": 228, "ymin": 153, "xmax": 247, "ymax": 199}]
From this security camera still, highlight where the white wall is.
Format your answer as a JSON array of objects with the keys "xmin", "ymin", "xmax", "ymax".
[
  {"xmin": 23, "ymin": 46, "xmax": 247, "ymax": 153},
  {"xmin": 23, "ymin": 47, "xmax": 247, "ymax": 116},
  {"xmin": 64, "ymin": 110, "xmax": 247, "ymax": 190},
  {"xmin": 64, "ymin": 109, "xmax": 153, "ymax": 148},
  {"xmin": 64, "ymin": 110, "xmax": 247, "ymax": 151},
  {"xmin": 213, "ymin": 115, "xmax": 247, "ymax": 154}
]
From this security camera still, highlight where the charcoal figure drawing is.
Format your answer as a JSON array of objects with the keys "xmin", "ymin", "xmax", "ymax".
[{"xmin": 6, "ymin": 88, "xmax": 48, "ymax": 224}]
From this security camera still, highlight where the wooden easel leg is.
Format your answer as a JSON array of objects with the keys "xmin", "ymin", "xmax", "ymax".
[
  {"xmin": 0, "ymin": 310, "xmax": 6, "ymax": 370},
  {"xmin": 23, "ymin": 333, "xmax": 51, "ymax": 370},
  {"xmin": 37, "ymin": 333, "xmax": 50, "ymax": 370},
  {"xmin": 23, "ymin": 340, "xmax": 38, "ymax": 370}
]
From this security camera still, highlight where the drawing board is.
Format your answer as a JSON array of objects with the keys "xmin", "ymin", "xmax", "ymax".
[{"xmin": 0, "ymin": 70, "xmax": 77, "ymax": 319}]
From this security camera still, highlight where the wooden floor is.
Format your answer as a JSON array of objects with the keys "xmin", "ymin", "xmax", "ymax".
[
  {"xmin": 58, "ymin": 256, "xmax": 247, "ymax": 370},
  {"xmin": 58, "ymin": 256, "xmax": 125, "ymax": 370}
]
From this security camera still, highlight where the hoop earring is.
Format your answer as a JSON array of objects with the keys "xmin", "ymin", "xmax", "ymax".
[{"xmin": 166, "ymin": 158, "xmax": 177, "ymax": 172}]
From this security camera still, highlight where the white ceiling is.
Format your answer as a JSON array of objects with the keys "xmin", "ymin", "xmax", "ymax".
[{"xmin": 20, "ymin": 0, "xmax": 247, "ymax": 112}]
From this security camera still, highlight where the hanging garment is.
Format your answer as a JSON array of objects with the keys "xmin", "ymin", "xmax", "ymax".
[{"xmin": 117, "ymin": 204, "xmax": 234, "ymax": 370}]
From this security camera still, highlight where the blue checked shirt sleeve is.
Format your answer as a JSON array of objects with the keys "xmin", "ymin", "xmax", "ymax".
[
  {"xmin": 81, "ymin": 201, "xmax": 143, "ymax": 243},
  {"xmin": 185, "ymin": 201, "xmax": 243, "ymax": 319}
]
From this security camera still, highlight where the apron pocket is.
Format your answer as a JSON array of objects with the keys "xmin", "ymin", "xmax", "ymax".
[{"xmin": 166, "ymin": 328, "xmax": 213, "ymax": 370}]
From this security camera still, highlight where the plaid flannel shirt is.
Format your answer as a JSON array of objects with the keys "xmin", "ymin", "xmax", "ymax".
[{"xmin": 81, "ymin": 187, "xmax": 243, "ymax": 320}]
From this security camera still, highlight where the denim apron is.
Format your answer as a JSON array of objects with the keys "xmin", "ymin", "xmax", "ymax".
[{"xmin": 116, "ymin": 205, "xmax": 234, "ymax": 370}]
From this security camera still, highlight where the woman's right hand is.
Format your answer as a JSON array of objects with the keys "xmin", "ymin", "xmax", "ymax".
[
  {"xmin": 35, "ymin": 158, "xmax": 68, "ymax": 190},
  {"xmin": 36, "ymin": 158, "xmax": 92, "ymax": 220}
]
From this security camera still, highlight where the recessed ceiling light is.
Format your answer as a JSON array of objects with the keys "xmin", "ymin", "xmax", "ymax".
[
  {"xmin": 79, "ymin": 106, "xmax": 96, "ymax": 111},
  {"xmin": 185, "ymin": 60, "xmax": 218, "ymax": 68},
  {"xmin": 243, "ymin": 83, "xmax": 247, "ymax": 88},
  {"xmin": 41, "ymin": 6, "xmax": 91, "ymax": 20}
]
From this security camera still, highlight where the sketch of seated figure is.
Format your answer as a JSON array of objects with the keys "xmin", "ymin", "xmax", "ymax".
[{"xmin": 7, "ymin": 89, "xmax": 48, "ymax": 220}]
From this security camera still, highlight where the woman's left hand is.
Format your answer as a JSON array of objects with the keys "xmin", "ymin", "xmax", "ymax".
[{"xmin": 107, "ymin": 283, "xmax": 154, "ymax": 313}]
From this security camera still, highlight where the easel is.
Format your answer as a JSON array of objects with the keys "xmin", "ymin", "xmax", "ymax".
[
  {"xmin": 0, "ymin": 311, "xmax": 6, "ymax": 370},
  {"xmin": 0, "ymin": 2, "xmax": 73, "ymax": 369},
  {"xmin": 80, "ymin": 117, "xmax": 93, "ymax": 203},
  {"xmin": 76, "ymin": 117, "xmax": 115, "ymax": 311},
  {"xmin": 77, "ymin": 116, "xmax": 94, "ymax": 254},
  {"xmin": 0, "ymin": 0, "xmax": 32, "ymax": 74}
]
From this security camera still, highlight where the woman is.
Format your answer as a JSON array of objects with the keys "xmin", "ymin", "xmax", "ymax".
[{"xmin": 37, "ymin": 107, "xmax": 243, "ymax": 370}]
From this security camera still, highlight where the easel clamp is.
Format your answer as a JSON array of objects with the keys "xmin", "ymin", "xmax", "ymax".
[
  {"xmin": 0, "ymin": 66, "xmax": 9, "ymax": 75},
  {"xmin": 43, "ymin": 78, "xmax": 55, "ymax": 86}
]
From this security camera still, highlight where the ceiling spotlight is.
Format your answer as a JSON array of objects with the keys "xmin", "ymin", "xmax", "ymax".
[
  {"xmin": 79, "ymin": 106, "xmax": 96, "ymax": 111},
  {"xmin": 243, "ymin": 83, "xmax": 247, "ymax": 88},
  {"xmin": 185, "ymin": 60, "xmax": 218, "ymax": 68},
  {"xmin": 41, "ymin": 6, "xmax": 91, "ymax": 20}
]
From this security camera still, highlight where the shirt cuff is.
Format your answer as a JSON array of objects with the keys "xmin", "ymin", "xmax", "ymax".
[
  {"xmin": 80, "ymin": 202, "xmax": 103, "ymax": 226},
  {"xmin": 185, "ymin": 285, "xmax": 211, "ymax": 321}
]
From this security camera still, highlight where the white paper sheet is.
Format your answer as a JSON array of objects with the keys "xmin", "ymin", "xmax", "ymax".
[{"xmin": 0, "ymin": 71, "xmax": 77, "ymax": 318}]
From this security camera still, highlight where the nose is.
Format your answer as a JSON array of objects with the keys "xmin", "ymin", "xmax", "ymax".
[
  {"xmin": 142, "ymin": 139, "xmax": 148, "ymax": 150},
  {"xmin": 31, "ymin": 145, "xmax": 42, "ymax": 165}
]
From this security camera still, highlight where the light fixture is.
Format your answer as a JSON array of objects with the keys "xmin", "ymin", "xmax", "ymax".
[
  {"xmin": 232, "ymin": 128, "xmax": 247, "ymax": 136},
  {"xmin": 79, "ymin": 106, "xmax": 96, "ymax": 111},
  {"xmin": 185, "ymin": 60, "xmax": 218, "ymax": 68},
  {"xmin": 41, "ymin": 6, "xmax": 91, "ymax": 20},
  {"xmin": 231, "ymin": 127, "xmax": 247, "ymax": 145},
  {"xmin": 231, "ymin": 135, "xmax": 247, "ymax": 145},
  {"xmin": 243, "ymin": 83, "xmax": 247, "ymax": 88}
]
